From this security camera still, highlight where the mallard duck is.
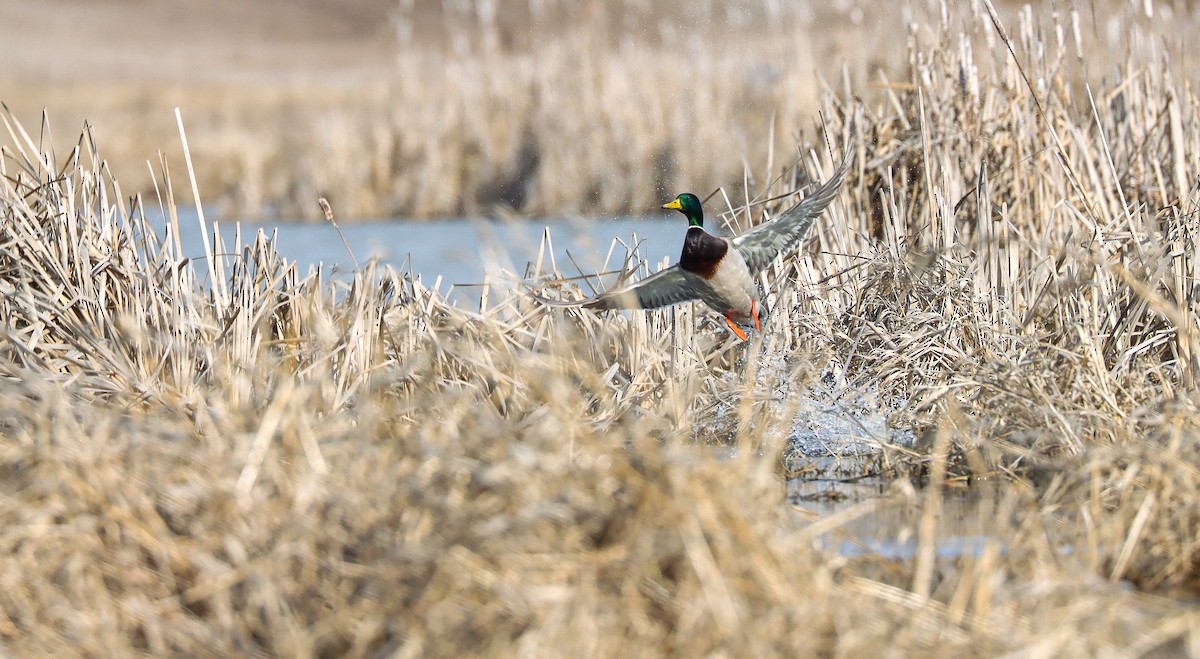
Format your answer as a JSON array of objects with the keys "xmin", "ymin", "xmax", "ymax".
[{"xmin": 540, "ymin": 146, "xmax": 853, "ymax": 340}]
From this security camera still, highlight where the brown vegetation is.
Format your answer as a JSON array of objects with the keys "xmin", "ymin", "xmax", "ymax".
[
  {"xmin": 3, "ymin": 0, "xmax": 1200, "ymax": 655},
  {"xmin": 7, "ymin": 0, "xmax": 1168, "ymax": 221}
]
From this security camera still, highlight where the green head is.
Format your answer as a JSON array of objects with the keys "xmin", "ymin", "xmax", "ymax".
[{"xmin": 662, "ymin": 193, "xmax": 703, "ymax": 227}]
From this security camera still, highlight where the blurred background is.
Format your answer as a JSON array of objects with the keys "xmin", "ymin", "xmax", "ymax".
[
  {"xmin": 0, "ymin": 0, "xmax": 876, "ymax": 222},
  {"xmin": 0, "ymin": 0, "xmax": 1193, "ymax": 225}
]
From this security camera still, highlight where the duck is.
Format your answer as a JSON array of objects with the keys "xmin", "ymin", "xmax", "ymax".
[{"xmin": 539, "ymin": 146, "xmax": 853, "ymax": 341}]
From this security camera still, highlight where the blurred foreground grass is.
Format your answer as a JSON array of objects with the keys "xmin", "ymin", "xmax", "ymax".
[{"xmin": 3, "ymin": 0, "xmax": 1200, "ymax": 655}]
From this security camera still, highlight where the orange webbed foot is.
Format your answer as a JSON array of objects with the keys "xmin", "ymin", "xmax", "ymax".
[
  {"xmin": 725, "ymin": 315, "xmax": 749, "ymax": 341},
  {"xmin": 752, "ymin": 299, "xmax": 761, "ymax": 331}
]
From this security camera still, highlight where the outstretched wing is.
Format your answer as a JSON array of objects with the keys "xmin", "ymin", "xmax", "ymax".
[
  {"xmin": 537, "ymin": 265, "xmax": 705, "ymax": 311},
  {"xmin": 732, "ymin": 145, "xmax": 854, "ymax": 276}
]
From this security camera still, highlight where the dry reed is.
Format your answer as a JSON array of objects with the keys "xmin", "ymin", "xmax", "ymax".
[
  {"xmin": 3, "ymin": 0, "xmax": 1200, "ymax": 656},
  {"xmin": 9, "ymin": 0, "xmax": 1192, "ymax": 221}
]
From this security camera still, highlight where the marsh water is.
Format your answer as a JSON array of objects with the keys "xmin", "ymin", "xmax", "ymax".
[
  {"xmin": 173, "ymin": 210, "xmax": 686, "ymax": 301},
  {"xmin": 788, "ymin": 476, "xmax": 1008, "ymax": 560},
  {"xmin": 172, "ymin": 209, "xmax": 995, "ymax": 560}
]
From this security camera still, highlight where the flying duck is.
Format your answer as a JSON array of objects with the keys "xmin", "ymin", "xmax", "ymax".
[{"xmin": 540, "ymin": 146, "xmax": 853, "ymax": 340}]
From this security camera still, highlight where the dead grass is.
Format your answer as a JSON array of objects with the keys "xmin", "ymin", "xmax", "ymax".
[
  {"xmin": 4, "ymin": 0, "xmax": 1200, "ymax": 656},
  {"xmin": 12, "ymin": 0, "xmax": 1186, "ymax": 221}
]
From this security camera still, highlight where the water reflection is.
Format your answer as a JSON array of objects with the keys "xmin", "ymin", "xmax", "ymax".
[{"xmin": 789, "ymin": 478, "xmax": 1007, "ymax": 560}]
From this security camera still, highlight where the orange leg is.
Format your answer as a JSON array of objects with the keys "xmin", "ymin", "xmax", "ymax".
[
  {"xmin": 725, "ymin": 315, "xmax": 749, "ymax": 341},
  {"xmin": 752, "ymin": 299, "xmax": 761, "ymax": 331}
]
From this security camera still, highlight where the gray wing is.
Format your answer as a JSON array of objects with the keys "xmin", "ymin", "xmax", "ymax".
[
  {"xmin": 537, "ymin": 265, "xmax": 705, "ymax": 311},
  {"xmin": 732, "ymin": 145, "xmax": 854, "ymax": 276}
]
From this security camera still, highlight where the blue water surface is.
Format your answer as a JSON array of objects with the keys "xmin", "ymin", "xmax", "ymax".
[{"xmin": 167, "ymin": 208, "xmax": 698, "ymax": 300}]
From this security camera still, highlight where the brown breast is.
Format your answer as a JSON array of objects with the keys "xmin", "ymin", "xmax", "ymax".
[{"xmin": 678, "ymin": 227, "xmax": 728, "ymax": 279}]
